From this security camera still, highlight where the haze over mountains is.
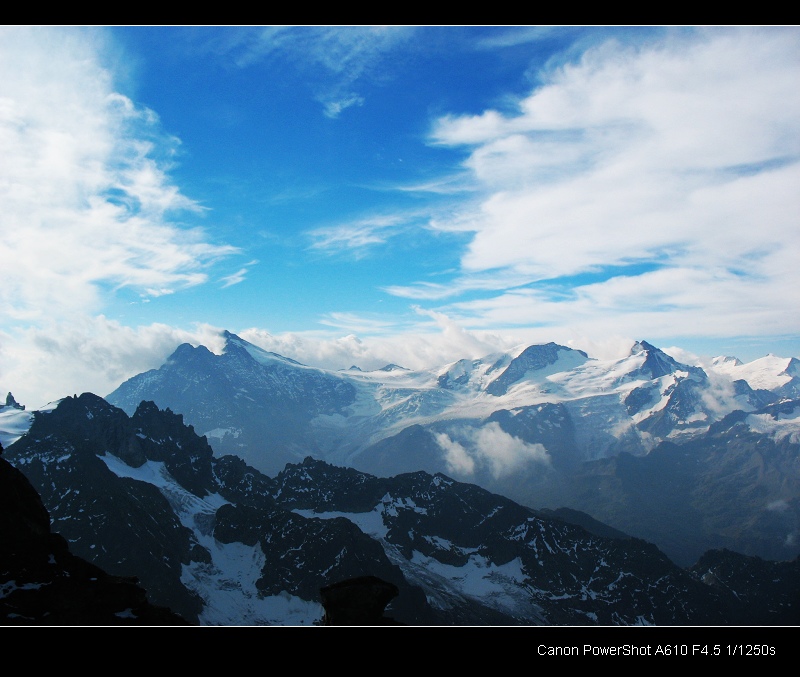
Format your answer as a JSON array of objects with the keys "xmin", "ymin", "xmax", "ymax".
[
  {"xmin": 96, "ymin": 331, "xmax": 800, "ymax": 567},
  {"xmin": 2, "ymin": 330, "xmax": 798, "ymax": 624}
]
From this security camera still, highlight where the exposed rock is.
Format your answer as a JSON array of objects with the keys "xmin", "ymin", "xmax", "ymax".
[
  {"xmin": 4, "ymin": 393, "xmax": 24, "ymax": 411},
  {"xmin": 0, "ymin": 443, "xmax": 188, "ymax": 625},
  {"xmin": 320, "ymin": 576, "xmax": 400, "ymax": 625}
]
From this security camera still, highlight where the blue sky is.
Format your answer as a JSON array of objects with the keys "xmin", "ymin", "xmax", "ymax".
[{"xmin": 1, "ymin": 26, "xmax": 799, "ymax": 407}]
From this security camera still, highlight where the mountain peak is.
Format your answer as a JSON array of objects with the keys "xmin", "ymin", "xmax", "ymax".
[
  {"xmin": 486, "ymin": 342, "xmax": 589, "ymax": 396},
  {"xmin": 629, "ymin": 340, "xmax": 702, "ymax": 380},
  {"xmin": 630, "ymin": 340, "xmax": 658, "ymax": 355},
  {"xmin": 712, "ymin": 355, "xmax": 743, "ymax": 368},
  {"xmin": 220, "ymin": 331, "xmax": 304, "ymax": 368},
  {"xmin": 378, "ymin": 364, "xmax": 407, "ymax": 372},
  {"xmin": 4, "ymin": 392, "xmax": 24, "ymax": 411},
  {"xmin": 221, "ymin": 330, "xmax": 249, "ymax": 346}
]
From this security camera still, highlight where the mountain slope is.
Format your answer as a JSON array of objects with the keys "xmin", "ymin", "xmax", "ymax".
[
  {"xmin": 100, "ymin": 332, "xmax": 800, "ymax": 566},
  {"xmin": 106, "ymin": 332, "xmax": 774, "ymax": 474},
  {"xmin": 5, "ymin": 394, "xmax": 797, "ymax": 625}
]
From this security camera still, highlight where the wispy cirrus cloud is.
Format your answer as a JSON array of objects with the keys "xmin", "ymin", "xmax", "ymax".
[
  {"xmin": 203, "ymin": 26, "xmax": 416, "ymax": 118},
  {"xmin": 306, "ymin": 213, "xmax": 415, "ymax": 258},
  {"xmin": 0, "ymin": 27, "xmax": 237, "ymax": 323},
  {"xmin": 317, "ymin": 312, "xmax": 407, "ymax": 334},
  {"xmin": 220, "ymin": 260, "xmax": 259, "ymax": 288},
  {"xmin": 383, "ymin": 268, "xmax": 534, "ymax": 300}
]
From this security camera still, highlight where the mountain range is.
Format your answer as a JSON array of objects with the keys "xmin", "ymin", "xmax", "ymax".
[
  {"xmin": 2, "ymin": 331, "xmax": 798, "ymax": 625},
  {"xmin": 3, "ymin": 392, "xmax": 797, "ymax": 625},
  {"xmin": 98, "ymin": 331, "xmax": 800, "ymax": 566}
]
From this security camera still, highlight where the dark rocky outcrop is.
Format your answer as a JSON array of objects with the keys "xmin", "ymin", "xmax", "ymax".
[
  {"xmin": 689, "ymin": 549, "xmax": 800, "ymax": 625},
  {"xmin": 320, "ymin": 576, "xmax": 400, "ymax": 625},
  {"xmin": 3, "ymin": 394, "xmax": 208, "ymax": 622},
  {"xmin": 4, "ymin": 393, "xmax": 24, "ymax": 410},
  {"xmin": 0, "ymin": 444, "xmax": 188, "ymax": 625}
]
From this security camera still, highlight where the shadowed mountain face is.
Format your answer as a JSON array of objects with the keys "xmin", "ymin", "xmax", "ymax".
[
  {"xmin": 530, "ymin": 407, "xmax": 800, "ymax": 566},
  {"xmin": 0, "ymin": 445, "xmax": 188, "ymax": 625},
  {"xmin": 107, "ymin": 332, "xmax": 357, "ymax": 476},
  {"xmin": 4, "ymin": 394, "xmax": 797, "ymax": 625},
  {"xmin": 688, "ymin": 549, "xmax": 800, "ymax": 625},
  {"xmin": 99, "ymin": 333, "xmax": 800, "ymax": 567}
]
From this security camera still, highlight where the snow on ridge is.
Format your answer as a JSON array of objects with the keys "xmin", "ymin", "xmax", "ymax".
[
  {"xmin": 746, "ymin": 409, "xmax": 800, "ymax": 443},
  {"xmin": 0, "ymin": 398, "xmax": 68, "ymax": 449},
  {"xmin": 712, "ymin": 355, "xmax": 743, "ymax": 368},
  {"xmin": 99, "ymin": 454, "xmax": 227, "ymax": 530},
  {"xmin": 539, "ymin": 352, "xmax": 646, "ymax": 397},
  {"xmin": 294, "ymin": 506, "xmax": 389, "ymax": 540},
  {"xmin": 710, "ymin": 354, "xmax": 796, "ymax": 390},
  {"xmin": 240, "ymin": 342, "xmax": 311, "ymax": 370},
  {"xmin": 293, "ymin": 504, "xmax": 534, "ymax": 621},
  {"xmin": 99, "ymin": 450, "xmax": 323, "ymax": 626},
  {"xmin": 184, "ymin": 538, "xmax": 321, "ymax": 626},
  {"xmin": 0, "ymin": 407, "xmax": 35, "ymax": 449},
  {"xmin": 408, "ymin": 551, "xmax": 530, "ymax": 616},
  {"xmin": 203, "ymin": 427, "xmax": 242, "ymax": 441}
]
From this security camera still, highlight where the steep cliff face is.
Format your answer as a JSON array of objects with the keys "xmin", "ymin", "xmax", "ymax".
[
  {"xmin": 3, "ymin": 394, "xmax": 208, "ymax": 623},
  {"xmin": 0, "ymin": 445, "xmax": 188, "ymax": 625}
]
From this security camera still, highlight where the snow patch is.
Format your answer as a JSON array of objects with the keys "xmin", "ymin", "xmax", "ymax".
[
  {"xmin": 746, "ymin": 411, "xmax": 800, "ymax": 443},
  {"xmin": 293, "ymin": 506, "xmax": 389, "ymax": 540},
  {"xmin": 0, "ymin": 408, "xmax": 35, "ymax": 448}
]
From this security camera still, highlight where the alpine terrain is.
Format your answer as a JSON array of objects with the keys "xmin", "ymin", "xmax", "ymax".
[
  {"xmin": 3, "ymin": 393, "xmax": 797, "ymax": 625},
  {"xmin": 101, "ymin": 331, "xmax": 800, "ymax": 567}
]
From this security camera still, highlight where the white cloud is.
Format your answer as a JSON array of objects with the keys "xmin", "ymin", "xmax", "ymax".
[
  {"xmin": 212, "ymin": 26, "xmax": 414, "ymax": 118},
  {"xmin": 434, "ymin": 432, "xmax": 475, "ymax": 476},
  {"xmin": 322, "ymin": 94, "xmax": 364, "ymax": 119},
  {"xmin": 238, "ymin": 26, "xmax": 413, "ymax": 76},
  {"xmin": 383, "ymin": 268, "xmax": 534, "ymax": 301},
  {"xmin": 307, "ymin": 213, "xmax": 419, "ymax": 257},
  {"xmin": 413, "ymin": 29, "xmax": 800, "ymax": 344},
  {"xmin": 317, "ymin": 312, "xmax": 405, "ymax": 334},
  {"xmin": 0, "ymin": 27, "xmax": 236, "ymax": 324},
  {"xmin": 240, "ymin": 314, "xmax": 517, "ymax": 374},
  {"xmin": 473, "ymin": 423, "xmax": 551, "ymax": 479},
  {"xmin": 220, "ymin": 260, "xmax": 259, "ymax": 288},
  {"xmin": 434, "ymin": 423, "xmax": 551, "ymax": 481},
  {"xmin": 0, "ymin": 316, "xmax": 226, "ymax": 409}
]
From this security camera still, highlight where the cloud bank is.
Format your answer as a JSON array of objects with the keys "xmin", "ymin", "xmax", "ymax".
[
  {"xmin": 393, "ymin": 28, "xmax": 800, "ymax": 343},
  {"xmin": 0, "ymin": 27, "xmax": 236, "ymax": 324},
  {"xmin": 435, "ymin": 423, "xmax": 551, "ymax": 480}
]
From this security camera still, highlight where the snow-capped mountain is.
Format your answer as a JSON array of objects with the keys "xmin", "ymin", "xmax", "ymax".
[
  {"xmin": 6, "ymin": 393, "xmax": 795, "ymax": 625},
  {"xmin": 710, "ymin": 353, "xmax": 800, "ymax": 398},
  {"xmin": 98, "ymin": 332, "xmax": 800, "ymax": 566},
  {"xmin": 106, "ymin": 332, "xmax": 781, "ymax": 473},
  {"xmin": 0, "ymin": 392, "xmax": 34, "ymax": 450}
]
